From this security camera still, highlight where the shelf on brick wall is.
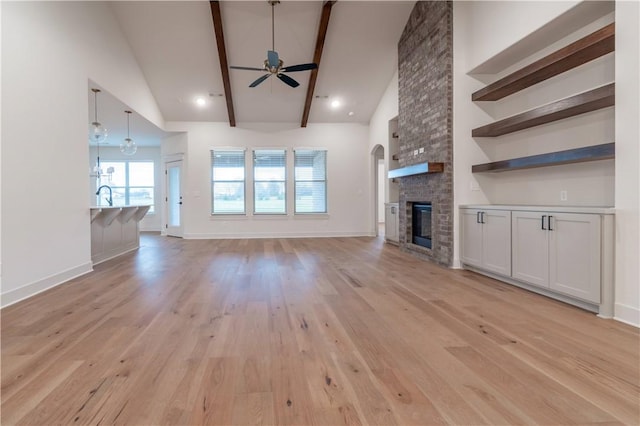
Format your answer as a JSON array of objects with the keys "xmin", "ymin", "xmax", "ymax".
[
  {"xmin": 472, "ymin": 23, "xmax": 614, "ymax": 101},
  {"xmin": 388, "ymin": 162, "xmax": 444, "ymax": 178},
  {"xmin": 472, "ymin": 83, "xmax": 614, "ymax": 138},
  {"xmin": 472, "ymin": 142, "xmax": 615, "ymax": 173}
]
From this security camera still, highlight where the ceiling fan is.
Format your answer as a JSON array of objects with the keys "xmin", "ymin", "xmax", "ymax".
[{"xmin": 230, "ymin": 0, "xmax": 318, "ymax": 88}]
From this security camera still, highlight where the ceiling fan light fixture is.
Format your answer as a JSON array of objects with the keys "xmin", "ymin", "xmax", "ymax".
[
  {"xmin": 120, "ymin": 110, "xmax": 137, "ymax": 156},
  {"xmin": 229, "ymin": 0, "xmax": 317, "ymax": 89}
]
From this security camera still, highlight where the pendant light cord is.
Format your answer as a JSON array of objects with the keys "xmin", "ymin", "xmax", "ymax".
[{"xmin": 271, "ymin": 2, "xmax": 275, "ymax": 51}]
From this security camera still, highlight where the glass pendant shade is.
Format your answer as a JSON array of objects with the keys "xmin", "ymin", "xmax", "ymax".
[
  {"xmin": 89, "ymin": 121, "xmax": 108, "ymax": 143},
  {"xmin": 120, "ymin": 110, "xmax": 137, "ymax": 156},
  {"xmin": 93, "ymin": 161, "xmax": 103, "ymax": 176},
  {"xmin": 89, "ymin": 88, "xmax": 108, "ymax": 143},
  {"xmin": 120, "ymin": 138, "xmax": 137, "ymax": 156}
]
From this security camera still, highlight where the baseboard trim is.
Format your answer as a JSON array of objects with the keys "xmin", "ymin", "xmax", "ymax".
[
  {"xmin": 614, "ymin": 303, "xmax": 640, "ymax": 328},
  {"xmin": 183, "ymin": 231, "xmax": 375, "ymax": 239},
  {"xmin": 91, "ymin": 245, "xmax": 139, "ymax": 266},
  {"xmin": 1, "ymin": 262, "xmax": 93, "ymax": 309}
]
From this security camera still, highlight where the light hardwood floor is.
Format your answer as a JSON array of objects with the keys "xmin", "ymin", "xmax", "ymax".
[{"xmin": 2, "ymin": 234, "xmax": 639, "ymax": 425}]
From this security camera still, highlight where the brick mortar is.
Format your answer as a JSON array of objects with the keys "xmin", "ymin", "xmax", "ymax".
[{"xmin": 397, "ymin": 1, "xmax": 453, "ymax": 267}]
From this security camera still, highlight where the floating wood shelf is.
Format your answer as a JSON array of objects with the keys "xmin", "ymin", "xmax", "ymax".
[
  {"xmin": 472, "ymin": 83, "xmax": 614, "ymax": 138},
  {"xmin": 388, "ymin": 162, "xmax": 444, "ymax": 178},
  {"xmin": 472, "ymin": 23, "xmax": 614, "ymax": 101},
  {"xmin": 472, "ymin": 143, "xmax": 614, "ymax": 173}
]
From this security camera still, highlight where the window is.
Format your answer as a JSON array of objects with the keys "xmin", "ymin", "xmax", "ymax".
[
  {"xmin": 101, "ymin": 161, "xmax": 155, "ymax": 213},
  {"xmin": 294, "ymin": 150, "xmax": 327, "ymax": 214},
  {"xmin": 211, "ymin": 150, "xmax": 246, "ymax": 214},
  {"xmin": 254, "ymin": 149, "xmax": 286, "ymax": 214}
]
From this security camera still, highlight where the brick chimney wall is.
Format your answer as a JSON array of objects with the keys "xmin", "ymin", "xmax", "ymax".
[{"xmin": 397, "ymin": 1, "xmax": 453, "ymax": 266}]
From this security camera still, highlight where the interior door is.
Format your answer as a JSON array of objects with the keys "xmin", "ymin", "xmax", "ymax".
[{"xmin": 165, "ymin": 160, "xmax": 183, "ymax": 238}]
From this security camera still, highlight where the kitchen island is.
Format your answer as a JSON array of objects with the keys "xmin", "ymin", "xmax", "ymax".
[{"xmin": 90, "ymin": 205, "xmax": 150, "ymax": 265}]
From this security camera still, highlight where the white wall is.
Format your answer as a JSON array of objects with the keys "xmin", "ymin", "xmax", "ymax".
[
  {"xmin": 377, "ymin": 159, "xmax": 385, "ymax": 222},
  {"xmin": 162, "ymin": 122, "xmax": 372, "ymax": 238},
  {"xmin": 88, "ymin": 146, "xmax": 163, "ymax": 231},
  {"xmin": 368, "ymin": 72, "xmax": 399, "ymax": 232},
  {"xmin": 1, "ymin": 2, "xmax": 163, "ymax": 306},
  {"xmin": 614, "ymin": 0, "xmax": 640, "ymax": 326},
  {"xmin": 452, "ymin": 1, "xmax": 639, "ymax": 326},
  {"xmin": 466, "ymin": 1, "xmax": 580, "ymax": 73}
]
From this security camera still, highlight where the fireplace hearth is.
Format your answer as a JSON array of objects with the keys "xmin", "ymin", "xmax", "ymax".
[{"xmin": 412, "ymin": 203, "xmax": 432, "ymax": 249}]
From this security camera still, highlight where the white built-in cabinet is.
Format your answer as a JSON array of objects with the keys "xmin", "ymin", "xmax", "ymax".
[
  {"xmin": 385, "ymin": 203, "xmax": 399, "ymax": 244},
  {"xmin": 460, "ymin": 205, "xmax": 614, "ymax": 316},
  {"xmin": 460, "ymin": 208, "xmax": 511, "ymax": 276},
  {"xmin": 512, "ymin": 211, "xmax": 601, "ymax": 303}
]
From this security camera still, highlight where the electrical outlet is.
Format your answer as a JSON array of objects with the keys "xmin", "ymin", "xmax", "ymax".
[
  {"xmin": 560, "ymin": 190, "xmax": 568, "ymax": 201},
  {"xmin": 419, "ymin": 147, "xmax": 425, "ymax": 154},
  {"xmin": 470, "ymin": 180, "xmax": 480, "ymax": 191},
  {"xmin": 413, "ymin": 149, "xmax": 419, "ymax": 156}
]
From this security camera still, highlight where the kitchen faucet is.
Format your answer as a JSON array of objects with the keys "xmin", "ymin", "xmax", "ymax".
[{"xmin": 96, "ymin": 185, "xmax": 113, "ymax": 206}]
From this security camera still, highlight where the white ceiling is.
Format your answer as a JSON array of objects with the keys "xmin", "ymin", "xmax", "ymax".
[{"xmin": 109, "ymin": 0, "xmax": 415, "ymax": 125}]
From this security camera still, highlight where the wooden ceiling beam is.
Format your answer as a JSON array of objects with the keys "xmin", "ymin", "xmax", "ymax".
[
  {"xmin": 301, "ymin": 1, "xmax": 336, "ymax": 128},
  {"xmin": 210, "ymin": 1, "xmax": 236, "ymax": 127}
]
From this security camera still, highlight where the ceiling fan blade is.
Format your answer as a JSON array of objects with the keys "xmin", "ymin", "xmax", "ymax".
[
  {"xmin": 230, "ymin": 65, "xmax": 266, "ymax": 71},
  {"xmin": 277, "ymin": 73, "xmax": 300, "ymax": 88},
  {"xmin": 267, "ymin": 50, "xmax": 279, "ymax": 68},
  {"xmin": 249, "ymin": 74, "xmax": 271, "ymax": 88},
  {"xmin": 281, "ymin": 63, "xmax": 318, "ymax": 73}
]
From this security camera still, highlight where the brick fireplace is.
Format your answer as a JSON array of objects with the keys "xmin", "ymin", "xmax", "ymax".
[{"xmin": 396, "ymin": 1, "xmax": 453, "ymax": 267}]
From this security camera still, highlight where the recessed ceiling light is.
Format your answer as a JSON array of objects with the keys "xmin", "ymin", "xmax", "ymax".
[
  {"xmin": 348, "ymin": 111, "xmax": 355, "ymax": 116},
  {"xmin": 195, "ymin": 97, "xmax": 207, "ymax": 106},
  {"xmin": 330, "ymin": 100, "xmax": 341, "ymax": 109}
]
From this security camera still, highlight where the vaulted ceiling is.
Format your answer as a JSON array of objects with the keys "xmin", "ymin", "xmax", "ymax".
[{"xmin": 109, "ymin": 1, "xmax": 415, "ymax": 126}]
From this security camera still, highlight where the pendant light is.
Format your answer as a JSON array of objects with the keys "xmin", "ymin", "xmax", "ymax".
[
  {"xmin": 89, "ymin": 88, "xmax": 108, "ymax": 143},
  {"xmin": 120, "ymin": 110, "xmax": 137, "ymax": 156}
]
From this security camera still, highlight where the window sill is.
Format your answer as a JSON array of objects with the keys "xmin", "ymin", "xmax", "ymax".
[
  {"xmin": 210, "ymin": 214, "xmax": 248, "ymax": 220},
  {"xmin": 293, "ymin": 213, "xmax": 330, "ymax": 219}
]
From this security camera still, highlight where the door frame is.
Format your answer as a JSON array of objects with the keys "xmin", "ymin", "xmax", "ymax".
[
  {"xmin": 163, "ymin": 154, "xmax": 184, "ymax": 238},
  {"xmin": 371, "ymin": 144, "xmax": 385, "ymax": 237}
]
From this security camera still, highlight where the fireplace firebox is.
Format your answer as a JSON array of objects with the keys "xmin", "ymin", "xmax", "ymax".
[{"xmin": 412, "ymin": 203, "xmax": 432, "ymax": 249}]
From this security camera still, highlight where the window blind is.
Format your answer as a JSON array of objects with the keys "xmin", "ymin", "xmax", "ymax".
[
  {"xmin": 294, "ymin": 150, "xmax": 327, "ymax": 214},
  {"xmin": 211, "ymin": 150, "xmax": 245, "ymax": 214},
  {"xmin": 254, "ymin": 149, "xmax": 286, "ymax": 214}
]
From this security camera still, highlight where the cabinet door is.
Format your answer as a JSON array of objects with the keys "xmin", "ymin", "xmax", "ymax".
[
  {"xmin": 460, "ymin": 209, "xmax": 483, "ymax": 268},
  {"xmin": 385, "ymin": 204, "xmax": 399, "ymax": 242},
  {"xmin": 482, "ymin": 210, "xmax": 511, "ymax": 276},
  {"xmin": 512, "ymin": 211, "xmax": 549, "ymax": 288},
  {"xmin": 549, "ymin": 213, "xmax": 601, "ymax": 303}
]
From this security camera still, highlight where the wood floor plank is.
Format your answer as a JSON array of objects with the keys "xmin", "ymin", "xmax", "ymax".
[{"xmin": 2, "ymin": 233, "xmax": 638, "ymax": 425}]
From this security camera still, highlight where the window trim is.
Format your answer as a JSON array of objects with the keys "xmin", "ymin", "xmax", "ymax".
[
  {"xmin": 253, "ymin": 148, "xmax": 287, "ymax": 215},
  {"xmin": 211, "ymin": 148, "xmax": 247, "ymax": 215},
  {"xmin": 293, "ymin": 149, "xmax": 327, "ymax": 215},
  {"xmin": 100, "ymin": 160, "xmax": 155, "ymax": 214}
]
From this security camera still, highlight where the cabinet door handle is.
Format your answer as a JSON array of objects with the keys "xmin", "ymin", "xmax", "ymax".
[
  {"xmin": 541, "ymin": 215, "xmax": 547, "ymax": 230},
  {"xmin": 548, "ymin": 215, "xmax": 553, "ymax": 231},
  {"xmin": 477, "ymin": 212, "xmax": 481, "ymax": 223},
  {"xmin": 480, "ymin": 212, "xmax": 485, "ymax": 224}
]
